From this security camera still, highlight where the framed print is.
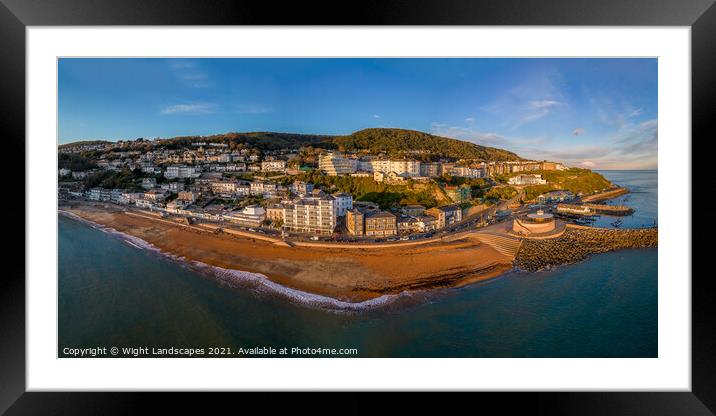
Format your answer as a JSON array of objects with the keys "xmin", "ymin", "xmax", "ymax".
[{"xmin": 2, "ymin": 0, "xmax": 714, "ymax": 414}]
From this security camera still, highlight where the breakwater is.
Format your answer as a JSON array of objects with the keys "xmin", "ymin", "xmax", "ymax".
[
  {"xmin": 581, "ymin": 187, "xmax": 629, "ymax": 202},
  {"xmin": 557, "ymin": 203, "xmax": 634, "ymax": 216},
  {"xmin": 513, "ymin": 227, "xmax": 657, "ymax": 271}
]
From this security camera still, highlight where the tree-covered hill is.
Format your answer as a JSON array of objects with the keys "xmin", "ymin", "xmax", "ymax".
[
  {"xmin": 159, "ymin": 132, "xmax": 336, "ymax": 151},
  {"xmin": 61, "ymin": 128, "xmax": 525, "ymax": 161},
  {"xmin": 332, "ymin": 128, "xmax": 522, "ymax": 161},
  {"xmin": 58, "ymin": 140, "xmax": 112, "ymax": 149}
]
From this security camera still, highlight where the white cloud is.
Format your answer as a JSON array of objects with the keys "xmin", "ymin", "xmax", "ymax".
[
  {"xmin": 511, "ymin": 100, "xmax": 562, "ymax": 130},
  {"xmin": 167, "ymin": 60, "xmax": 212, "ymax": 88},
  {"xmin": 430, "ymin": 122, "xmax": 506, "ymax": 147},
  {"xmin": 529, "ymin": 100, "xmax": 560, "ymax": 110},
  {"xmin": 373, "ymin": 114, "xmax": 381, "ymax": 119},
  {"xmin": 236, "ymin": 104, "xmax": 272, "ymax": 114},
  {"xmin": 519, "ymin": 118, "xmax": 657, "ymax": 170},
  {"xmin": 160, "ymin": 103, "xmax": 215, "ymax": 115},
  {"xmin": 572, "ymin": 128, "xmax": 586, "ymax": 136},
  {"xmin": 481, "ymin": 67, "xmax": 566, "ymax": 131},
  {"xmin": 465, "ymin": 117, "xmax": 474, "ymax": 122}
]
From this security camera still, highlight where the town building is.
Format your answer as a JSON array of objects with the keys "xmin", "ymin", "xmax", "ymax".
[
  {"xmin": 318, "ymin": 153, "xmax": 358, "ymax": 176},
  {"xmin": 332, "ymin": 192, "xmax": 353, "ymax": 216},
  {"xmin": 449, "ymin": 166, "xmax": 486, "ymax": 178},
  {"xmin": 161, "ymin": 182, "xmax": 185, "ymax": 193},
  {"xmin": 419, "ymin": 162, "xmax": 441, "ymax": 178},
  {"xmin": 346, "ymin": 207, "xmax": 397, "ymax": 237},
  {"xmin": 119, "ymin": 192, "xmax": 144, "ymax": 205},
  {"xmin": 426, "ymin": 204, "xmax": 463, "ymax": 228},
  {"xmin": 508, "ymin": 174, "xmax": 547, "ymax": 186},
  {"xmin": 397, "ymin": 216, "xmax": 416, "ymax": 233},
  {"xmin": 177, "ymin": 190, "xmax": 197, "ymax": 203},
  {"xmin": 210, "ymin": 180, "xmax": 241, "ymax": 196},
  {"xmin": 346, "ymin": 208, "xmax": 366, "ymax": 236},
  {"xmin": 444, "ymin": 185, "xmax": 471, "ymax": 203},
  {"xmin": 373, "ymin": 171, "xmax": 405, "ymax": 183},
  {"xmin": 225, "ymin": 205, "xmax": 266, "ymax": 227},
  {"xmin": 283, "ymin": 196, "xmax": 336, "ymax": 235},
  {"xmin": 144, "ymin": 189, "xmax": 168, "ymax": 202},
  {"xmin": 415, "ymin": 215, "xmax": 437, "ymax": 232},
  {"xmin": 86, "ymin": 187, "xmax": 111, "ymax": 202},
  {"xmin": 141, "ymin": 177, "xmax": 157, "ymax": 189},
  {"xmin": 261, "ymin": 160, "xmax": 286, "ymax": 172},
  {"xmin": 401, "ymin": 204, "xmax": 426, "ymax": 216},
  {"xmin": 165, "ymin": 199, "xmax": 189, "ymax": 213},
  {"xmin": 364, "ymin": 210, "xmax": 397, "ymax": 237},
  {"xmin": 164, "ymin": 165, "xmax": 201, "ymax": 179},
  {"xmin": 350, "ymin": 171, "xmax": 372, "ymax": 178},
  {"xmin": 250, "ymin": 181, "xmax": 266, "ymax": 196},
  {"xmin": 388, "ymin": 159, "xmax": 421, "ymax": 177},
  {"xmin": 266, "ymin": 204, "xmax": 285, "ymax": 224},
  {"xmin": 290, "ymin": 181, "xmax": 314, "ymax": 196}
]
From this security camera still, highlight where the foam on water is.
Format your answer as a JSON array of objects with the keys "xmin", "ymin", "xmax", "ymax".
[{"xmin": 58, "ymin": 210, "xmax": 413, "ymax": 312}]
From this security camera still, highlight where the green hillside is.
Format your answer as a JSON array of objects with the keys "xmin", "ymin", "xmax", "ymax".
[
  {"xmin": 61, "ymin": 128, "xmax": 524, "ymax": 161},
  {"xmin": 333, "ymin": 128, "xmax": 522, "ymax": 161},
  {"xmin": 58, "ymin": 140, "xmax": 112, "ymax": 149},
  {"xmin": 159, "ymin": 132, "xmax": 336, "ymax": 151}
]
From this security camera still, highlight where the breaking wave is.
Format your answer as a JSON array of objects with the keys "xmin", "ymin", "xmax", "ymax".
[{"xmin": 58, "ymin": 210, "xmax": 427, "ymax": 312}]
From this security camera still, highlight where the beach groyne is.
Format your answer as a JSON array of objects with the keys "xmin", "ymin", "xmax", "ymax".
[{"xmin": 513, "ymin": 227, "xmax": 657, "ymax": 271}]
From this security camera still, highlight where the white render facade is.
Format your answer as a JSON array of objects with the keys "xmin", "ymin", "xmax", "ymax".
[
  {"xmin": 164, "ymin": 165, "xmax": 201, "ymax": 179},
  {"xmin": 261, "ymin": 160, "xmax": 286, "ymax": 172},
  {"xmin": 283, "ymin": 196, "xmax": 336, "ymax": 234},
  {"xmin": 332, "ymin": 193, "xmax": 353, "ymax": 216},
  {"xmin": 508, "ymin": 174, "xmax": 547, "ymax": 186},
  {"xmin": 319, "ymin": 153, "xmax": 358, "ymax": 176}
]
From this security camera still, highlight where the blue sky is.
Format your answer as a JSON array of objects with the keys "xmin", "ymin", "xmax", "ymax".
[{"xmin": 59, "ymin": 58, "xmax": 657, "ymax": 169}]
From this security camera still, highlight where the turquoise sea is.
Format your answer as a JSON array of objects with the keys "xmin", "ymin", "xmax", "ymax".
[{"xmin": 58, "ymin": 170, "xmax": 657, "ymax": 358}]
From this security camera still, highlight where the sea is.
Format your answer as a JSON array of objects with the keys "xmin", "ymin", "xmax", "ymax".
[{"xmin": 58, "ymin": 170, "xmax": 657, "ymax": 358}]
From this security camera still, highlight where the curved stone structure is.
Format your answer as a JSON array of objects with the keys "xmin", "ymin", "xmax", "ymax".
[{"xmin": 512, "ymin": 210, "xmax": 556, "ymax": 235}]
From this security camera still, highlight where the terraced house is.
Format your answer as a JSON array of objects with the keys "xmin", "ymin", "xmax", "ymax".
[
  {"xmin": 365, "ymin": 211, "xmax": 397, "ymax": 237},
  {"xmin": 426, "ymin": 205, "xmax": 463, "ymax": 229}
]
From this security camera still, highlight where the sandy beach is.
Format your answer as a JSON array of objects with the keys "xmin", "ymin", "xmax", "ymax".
[{"xmin": 60, "ymin": 202, "xmax": 515, "ymax": 302}]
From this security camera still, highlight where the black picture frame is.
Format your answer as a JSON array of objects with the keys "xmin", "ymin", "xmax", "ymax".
[{"xmin": 1, "ymin": 0, "xmax": 713, "ymax": 414}]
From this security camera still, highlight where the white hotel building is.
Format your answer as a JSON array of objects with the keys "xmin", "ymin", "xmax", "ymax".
[
  {"xmin": 283, "ymin": 196, "xmax": 337, "ymax": 235},
  {"xmin": 164, "ymin": 165, "xmax": 201, "ymax": 179},
  {"xmin": 318, "ymin": 153, "xmax": 359, "ymax": 176}
]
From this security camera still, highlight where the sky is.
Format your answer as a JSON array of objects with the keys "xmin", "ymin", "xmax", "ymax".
[{"xmin": 59, "ymin": 58, "xmax": 657, "ymax": 169}]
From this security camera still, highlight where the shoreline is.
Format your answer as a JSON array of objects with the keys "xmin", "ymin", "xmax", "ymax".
[
  {"xmin": 60, "ymin": 210, "xmax": 412, "ymax": 310},
  {"xmin": 59, "ymin": 202, "xmax": 515, "ymax": 303},
  {"xmin": 59, "ymin": 199, "xmax": 657, "ymax": 307}
]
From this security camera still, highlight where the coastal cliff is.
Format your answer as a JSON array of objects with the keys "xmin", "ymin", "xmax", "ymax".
[{"xmin": 513, "ymin": 227, "xmax": 658, "ymax": 272}]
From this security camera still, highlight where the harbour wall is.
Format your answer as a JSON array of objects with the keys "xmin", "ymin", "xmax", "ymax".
[{"xmin": 581, "ymin": 187, "xmax": 629, "ymax": 202}]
